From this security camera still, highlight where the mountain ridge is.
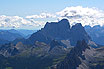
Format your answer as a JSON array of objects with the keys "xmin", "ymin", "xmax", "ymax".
[{"xmin": 27, "ymin": 19, "xmax": 91, "ymax": 46}]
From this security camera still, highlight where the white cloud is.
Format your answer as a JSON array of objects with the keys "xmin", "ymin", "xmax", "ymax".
[
  {"xmin": 26, "ymin": 13, "xmax": 56, "ymax": 19},
  {"xmin": 0, "ymin": 15, "xmax": 45, "ymax": 29},
  {"xmin": 0, "ymin": 6, "xmax": 104, "ymax": 29},
  {"xmin": 56, "ymin": 6, "xmax": 104, "ymax": 27},
  {"xmin": 29, "ymin": 19, "xmax": 46, "ymax": 27},
  {"xmin": 0, "ymin": 15, "xmax": 31, "ymax": 28}
]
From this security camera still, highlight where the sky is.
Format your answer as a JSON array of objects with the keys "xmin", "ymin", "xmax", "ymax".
[
  {"xmin": 0, "ymin": 0, "xmax": 104, "ymax": 29},
  {"xmin": 0, "ymin": 0, "xmax": 104, "ymax": 16}
]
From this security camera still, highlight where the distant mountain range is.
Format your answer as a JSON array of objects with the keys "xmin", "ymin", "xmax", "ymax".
[
  {"xmin": 0, "ymin": 29, "xmax": 36, "ymax": 45},
  {"xmin": 85, "ymin": 25, "xmax": 104, "ymax": 45},
  {"xmin": 0, "ymin": 30, "xmax": 23, "ymax": 44},
  {"xmin": 16, "ymin": 29, "xmax": 37, "ymax": 37},
  {"xmin": 0, "ymin": 19, "xmax": 104, "ymax": 69}
]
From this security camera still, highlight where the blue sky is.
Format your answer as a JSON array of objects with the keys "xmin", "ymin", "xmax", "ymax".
[
  {"xmin": 0, "ymin": 0, "xmax": 104, "ymax": 17},
  {"xmin": 0, "ymin": 0, "xmax": 104, "ymax": 29}
]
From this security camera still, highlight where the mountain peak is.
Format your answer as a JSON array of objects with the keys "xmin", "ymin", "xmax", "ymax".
[
  {"xmin": 28, "ymin": 19, "xmax": 91, "ymax": 46},
  {"xmin": 75, "ymin": 40, "xmax": 90, "ymax": 52},
  {"xmin": 59, "ymin": 19, "xmax": 69, "ymax": 23},
  {"xmin": 70, "ymin": 23, "xmax": 91, "ymax": 45},
  {"xmin": 44, "ymin": 19, "xmax": 70, "ymax": 30},
  {"xmin": 71, "ymin": 23, "xmax": 83, "ymax": 29},
  {"xmin": 55, "ymin": 40, "xmax": 90, "ymax": 69}
]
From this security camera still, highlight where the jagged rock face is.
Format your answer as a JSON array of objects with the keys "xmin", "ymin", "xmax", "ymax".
[
  {"xmin": 28, "ymin": 19, "xmax": 91, "ymax": 46},
  {"xmin": 28, "ymin": 41, "xmax": 50, "ymax": 56},
  {"xmin": 49, "ymin": 40, "xmax": 62, "ymax": 51},
  {"xmin": 89, "ymin": 47, "xmax": 104, "ymax": 69},
  {"xmin": 15, "ymin": 42, "xmax": 26, "ymax": 51},
  {"xmin": 48, "ymin": 40, "xmax": 67, "ymax": 56},
  {"xmin": 0, "ymin": 43, "xmax": 19, "ymax": 57},
  {"xmin": 0, "ymin": 42, "xmax": 27, "ymax": 57},
  {"xmin": 43, "ymin": 19, "xmax": 70, "ymax": 39},
  {"xmin": 55, "ymin": 40, "xmax": 95, "ymax": 69},
  {"xmin": 29, "ymin": 19, "xmax": 70, "ymax": 44},
  {"xmin": 32, "ymin": 40, "xmax": 68, "ymax": 56},
  {"xmin": 70, "ymin": 23, "xmax": 91, "ymax": 46}
]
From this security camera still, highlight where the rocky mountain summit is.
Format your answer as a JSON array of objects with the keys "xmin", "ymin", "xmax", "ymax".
[
  {"xmin": 0, "ymin": 19, "xmax": 103, "ymax": 69},
  {"xmin": 53, "ymin": 40, "xmax": 95, "ymax": 69},
  {"xmin": 28, "ymin": 19, "xmax": 91, "ymax": 46}
]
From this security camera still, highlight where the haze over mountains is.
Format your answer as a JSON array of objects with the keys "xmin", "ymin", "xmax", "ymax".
[
  {"xmin": 0, "ymin": 6, "xmax": 104, "ymax": 46},
  {"xmin": 0, "ymin": 0, "xmax": 104, "ymax": 68},
  {"xmin": 0, "ymin": 19, "xmax": 104, "ymax": 69},
  {"xmin": 0, "ymin": 29, "xmax": 36, "ymax": 45},
  {"xmin": 85, "ymin": 25, "xmax": 104, "ymax": 45},
  {"xmin": 12, "ymin": 19, "xmax": 91, "ymax": 47}
]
